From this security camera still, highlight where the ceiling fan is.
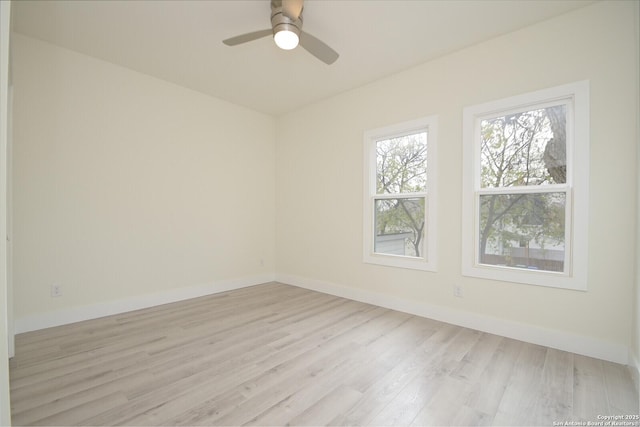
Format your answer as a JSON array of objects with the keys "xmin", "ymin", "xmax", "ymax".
[{"xmin": 222, "ymin": 0, "xmax": 339, "ymax": 65}]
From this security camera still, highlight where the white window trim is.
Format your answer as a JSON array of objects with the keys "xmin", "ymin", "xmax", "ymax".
[
  {"xmin": 462, "ymin": 81, "xmax": 589, "ymax": 290},
  {"xmin": 363, "ymin": 116, "xmax": 438, "ymax": 272}
]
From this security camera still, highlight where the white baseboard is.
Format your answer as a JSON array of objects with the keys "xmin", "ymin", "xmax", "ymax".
[
  {"xmin": 14, "ymin": 274, "xmax": 275, "ymax": 334},
  {"xmin": 276, "ymin": 273, "xmax": 629, "ymax": 365},
  {"xmin": 15, "ymin": 272, "xmax": 630, "ymax": 366}
]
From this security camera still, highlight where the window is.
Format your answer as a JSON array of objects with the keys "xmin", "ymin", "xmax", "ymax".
[
  {"xmin": 363, "ymin": 116, "xmax": 437, "ymax": 271},
  {"xmin": 462, "ymin": 81, "xmax": 589, "ymax": 290}
]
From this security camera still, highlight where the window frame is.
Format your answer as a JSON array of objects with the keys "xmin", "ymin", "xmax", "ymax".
[
  {"xmin": 363, "ymin": 116, "xmax": 438, "ymax": 272},
  {"xmin": 462, "ymin": 81, "xmax": 589, "ymax": 290}
]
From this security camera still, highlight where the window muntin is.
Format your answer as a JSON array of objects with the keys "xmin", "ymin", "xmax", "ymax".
[
  {"xmin": 364, "ymin": 117, "xmax": 437, "ymax": 271},
  {"xmin": 462, "ymin": 81, "xmax": 589, "ymax": 290}
]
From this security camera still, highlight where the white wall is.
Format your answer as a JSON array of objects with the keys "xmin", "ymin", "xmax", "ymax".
[
  {"xmin": 276, "ymin": 1, "xmax": 638, "ymax": 364},
  {"xmin": 12, "ymin": 34, "xmax": 276, "ymax": 329}
]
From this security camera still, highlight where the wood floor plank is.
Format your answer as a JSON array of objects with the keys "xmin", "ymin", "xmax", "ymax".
[
  {"xmin": 366, "ymin": 325, "xmax": 472, "ymax": 426},
  {"xmin": 12, "ymin": 370, "xmax": 153, "ymax": 425},
  {"xmin": 287, "ymin": 384, "xmax": 363, "ymax": 426},
  {"xmin": 10, "ymin": 351, "xmax": 151, "ymax": 415},
  {"xmin": 536, "ymin": 348, "xmax": 574, "ymax": 425},
  {"xmin": 23, "ymin": 392, "xmax": 128, "ymax": 426},
  {"xmin": 409, "ymin": 376, "xmax": 477, "ymax": 426},
  {"xmin": 110, "ymin": 299, "xmax": 392, "ymax": 425},
  {"xmin": 604, "ymin": 361, "xmax": 639, "ymax": 415},
  {"xmin": 246, "ymin": 316, "xmax": 439, "ymax": 426},
  {"xmin": 208, "ymin": 312, "xmax": 423, "ymax": 426},
  {"xmin": 464, "ymin": 336, "xmax": 523, "ymax": 418},
  {"xmin": 449, "ymin": 332, "xmax": 504, "ymax": 384},
  {"xmin": 9, "ymin": 282, "xmax": 638, "ymax": 426},
  {"xmin": 492, "ymin": 342, "xmax": 548, "ymax": 425},
  {"xmin": 332, "ymin": 325, "xmax": 474, "ymax": 426},
  {"xmin": 228, "ymin": 342, "xmax": 364, "ymax": 426},
  {"xmin": 572, "ymin": 354, "xmax": 611, "ymax": 421}
]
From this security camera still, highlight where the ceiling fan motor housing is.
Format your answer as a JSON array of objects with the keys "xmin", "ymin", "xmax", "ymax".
[{"xmin": 270, "ymin": 0, "xmax": 302, "ymax": 38}]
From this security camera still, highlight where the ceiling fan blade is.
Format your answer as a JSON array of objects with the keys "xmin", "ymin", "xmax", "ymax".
[
  {"xmin": 299, "ymin": 31, "xmax": 339, "ymax": 65},
  {"xmin": 222, "ymin": 29, "xmax": 272, "ymax": 46},
  {"xmin": 281, "ymin": 0, "xmax": 303, "ymax": 20}
]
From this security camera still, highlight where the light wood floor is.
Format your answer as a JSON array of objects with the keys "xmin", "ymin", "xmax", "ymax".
[{"xmin": 9, "ymin": 282, "xmax": 639, "ymax": 426}]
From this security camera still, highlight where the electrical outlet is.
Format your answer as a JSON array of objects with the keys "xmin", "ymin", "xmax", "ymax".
[
  {"xmin": 454, "ymin": 285, "xmax": 463, "ymax": 298},
  {"xmin": 51, "ymin": 284, "xmax": 62, "ymax": 297}
]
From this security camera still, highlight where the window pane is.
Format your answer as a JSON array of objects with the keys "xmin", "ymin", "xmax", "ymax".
[
  {"xmin": 376, "ymin": 132, "xmax": 427, "ymax": 194},
  {"xmin": 481, "ymin": 105, "xmax": 566, "ymax": 188},
  {"xmin": 479, "ymin": 192, "xmax": 566, "ymax": 272},
  {"xmin": 375, "ymin": 198, "xmax": 425, "ymax": 258}
]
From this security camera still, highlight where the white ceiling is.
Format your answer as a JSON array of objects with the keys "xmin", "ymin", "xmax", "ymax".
[{"xmin": 11, "ymin": 0, "xmax": 595, "ymax": 116}]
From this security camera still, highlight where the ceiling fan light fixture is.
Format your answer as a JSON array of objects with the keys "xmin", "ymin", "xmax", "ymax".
[
  {"xmin": 271, "ymin": 7, "xmax": 302, "ymax": 51},
  {"xmin": 274, "ymin": 29, "xmax": 299, "ymax": 50},
  {"xmin": 223, "ymin": 0, "xmax": 339, "ymax": 65}
]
